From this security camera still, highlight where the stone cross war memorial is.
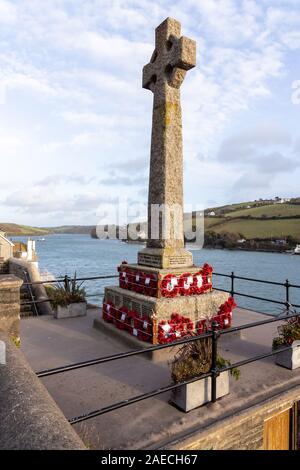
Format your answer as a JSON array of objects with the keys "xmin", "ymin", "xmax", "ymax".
[
  {"xmin": 2, "ymin": 13, "xmax": 300, "ymax": 454},
  {"xmin": 102, "ymin": 18, "xmax": 232, "ymax": 345}
]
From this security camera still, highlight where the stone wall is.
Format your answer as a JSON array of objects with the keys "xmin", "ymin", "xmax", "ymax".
[
  {"xmin": 0, "ymin": 260, "xmax": 8, "ymax": 275},
  {"xmin": 9, "ymin": 258, "xmax": 52, "ymax": 316},
  {"xmin": 0, "ymin": 238, "xmax": 13, "ymax": 261},
  {"xmin": 0, "ymin": 332, "xmax": 85, "ymax": 450},
  {"xmin": 163, "ymin": 386, "xmax": 300, "ymax": 450},
  {"xmin": 0, "ymin": 275, "xmax": 23, "ymax": 341}
]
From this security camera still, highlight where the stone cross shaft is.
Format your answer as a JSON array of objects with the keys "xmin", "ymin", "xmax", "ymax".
[
  {"xmin": 143, "ymin": 18, "xmax": 196, "ymax": 248},
  {"xmin": 142, "ymin": 18, "xmax": 196, "ymax": 253}
]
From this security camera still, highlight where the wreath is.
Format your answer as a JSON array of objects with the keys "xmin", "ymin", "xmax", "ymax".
[
  {"xmin": 158, "ymin": 320, "xmax": 176, "ymax": 344},
  {"xmin": 133, "ymin": 271, "xmax": 144, "ymax": 294},
  {"xmin": 134, "ymin": 314, "xmax": 152, "ymax": 342},
  {"xmin": 202, "ymin": 263, "xmax": 213, "ymax": 292},
  {"xmin": 127, "ymin": 269, "xmax": 136, "ymax": 291},
  {"xmin": 219, "ymin": 296, "xmax": 236, "ymax": 328},
  {"xmin": 192, "ymin": 272, "xmax": 205, "ymax": 295},
  {"xmin": 196, "ymin": 318, "xmax": 207, "ymax": 335},
  {"xmin": 126, "ymin": 309, "xmax": 137, "ymax": 334},
  {"xmin": 202, "ymin": 263, "xmax": 213, "ymax": 275},
  {"xmin": 161, "ymin": 274, "xmax": 179, "ymax": 298},
  {"xmin": 114, "ymin": 305, "xmax": 128, "ymax": 330},
  {"xmin": 178, "ymin": 272, "xmax": 194, "ymax": 296},
  {"xmin": 102, "ymin": 301, "xmax": 115, "ymax": 323},
  {"xmin": 119, "ymin": 267, "xmax": 130, "ymax": 289},
  {"xmin": 209, "ymin": 296, "xmax": 237, "ymax": 330},
  {"xmin": 171, "ymin": 313, "xmax": 194, "ymax": 335},
  {"xmin": 143, "ymin": 273, "xmax": 157, "ymax": 297},
  {"xmin": 158, "ymin": 313, "xmax": 194, "ymax": 343}
]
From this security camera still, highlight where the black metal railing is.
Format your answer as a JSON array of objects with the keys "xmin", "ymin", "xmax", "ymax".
[
  {"xmin": 19, "ymin": 270, "xmax": 300, "ymax": 425},
  {"xmin": 214, "ymin": 272, "xmax": 300, "ymax": 313},
  {"xmin": 21, "ymin": 271, "xmax": 300, "ymax": 313},
  {"xmin": 35, "ymin": 309, "xmax": 300, "ymax": 425},
  {"xmin": 22, "ymin": 270, "xmax": 39, "ymax": 316}
]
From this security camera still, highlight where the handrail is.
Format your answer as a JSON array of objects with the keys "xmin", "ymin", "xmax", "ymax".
[
  {"xmin": 29, "ymin": 269, "xmax": 300, "ymax": 426},
  {"xmin": 20, "ymin": 271, "xmax": 300, "ymax": 314},
  {"xmin": 23, "ymin": 270, "xmax": 39, "ymax": 316},
  {"xmin": 36, "ymin": 309, "xmax": 300, "ymax": 378},
  {"xmin": 35, "ymin": 310, "xmax": 300, "ymax": 425}
]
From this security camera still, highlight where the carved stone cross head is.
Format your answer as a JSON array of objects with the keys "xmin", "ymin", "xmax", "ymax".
[{"xmin": 143, "ymin": 17, "xmax": 196, "ymax": 93}]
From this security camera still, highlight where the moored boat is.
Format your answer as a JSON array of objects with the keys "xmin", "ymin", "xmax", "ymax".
[{"xmin": 294, "ymin": 244, "xmax": 300, "ymax": 255}]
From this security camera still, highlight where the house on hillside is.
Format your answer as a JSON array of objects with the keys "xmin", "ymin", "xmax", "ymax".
[
  {"xmin": 274, "ymin": 197, "xmax": 291, "ymax": 204},
  {"xmin": 12, "ymin": 239, "xmax": 37, "ymax": 262},
  {"xmin": 0, "ymin": 231, "xmax": 37, "ymax": 262},
  {"xmin": 0, "ymin": 230, "xmax": 14, "ymax": 261}
]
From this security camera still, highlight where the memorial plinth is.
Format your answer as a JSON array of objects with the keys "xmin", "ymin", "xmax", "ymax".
[
  {"xmin": 101, "ymin": 18, "xmax": 233, "ymax": 345},
  {"xmin": 105, "ymin": 286, "xmax": 228, "ymax": 325}
]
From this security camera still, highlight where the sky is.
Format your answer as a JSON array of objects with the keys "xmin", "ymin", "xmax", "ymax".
[{"xmin": 0, "ymin": 0, "xmax": 300, "ymax": 227}]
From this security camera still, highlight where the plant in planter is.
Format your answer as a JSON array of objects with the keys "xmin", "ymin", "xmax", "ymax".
[
  {"xmin": 170, "ymin": 335, "xmax": 240, "ymax": 412},
  {"xmin": 273, "ymin": 312, "xmax": 300, "ymax": 370},
  {"xmin": 48, "ymin": 273, "xmax": 87, "ymax": 319}
]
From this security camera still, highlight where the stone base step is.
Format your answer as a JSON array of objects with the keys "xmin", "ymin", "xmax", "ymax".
[
  {"xmin": 93, "ymin": 316, "xmax": 180, "ymax": 362},
  {"xmin": 0, "ymin": 262, "xmax": 9, "ymax": 275},
  {"xmin": 104, "ymin": 286, "xmax": 228, "ymax": 324},
  {"xmin": 20, "ymin": 286, "xmax": 36, "ymax": 317}
]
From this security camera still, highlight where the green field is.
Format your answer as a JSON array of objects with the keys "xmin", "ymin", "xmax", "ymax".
[
  {"xmin": 227, "ymin": 204, "xmax": 300, "ymax": 219},
  {"xmin": 2, "ymin": 198, "xmax": 300, "ymax": 240},
  {"xmin": 204, "ymin": 217, "xmax": 224, "ymax": 229},
  {"xmin": 0, "ymin": 223, "xmax": 50, "ymax": 236},
  {"xmin": 208, "ymin": 200, "xmax": 263, "ymax": 214},
  {"xmin": 201, "ymin": 200, "xmax": 300, "ymax": 240},
  {"xmin": 0, "ymin": 223, "xmax": 95, "ymax": 236},
  {"xmin": 206, "ymin": 218, "xmax": 300, "ymax": 239}
]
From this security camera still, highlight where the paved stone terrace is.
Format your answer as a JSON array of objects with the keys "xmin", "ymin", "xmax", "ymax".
[{"xmin": 20, "ymin": 307, "xmax": 300, "ymax": 449}]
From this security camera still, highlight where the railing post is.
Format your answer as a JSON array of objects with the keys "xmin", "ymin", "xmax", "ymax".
[
  {"xmin": 230, "ymin": 271, "xmax": 235, "ymax": 298},
  {"xmin": 285, "ymin": 279, "xmax": 290, "ymax": 314},
  {"xmin": 151, "ymin": 312, "xmax": 158, "ymax": 345},
  {"xmin": 0, "ymin": 275, "xmax": 23, "ymax": 344},
  {"xmin": 23, "ymin": 270, "xmax": 39, "ymax": 317},
  {"xmin": 64, "ymin": 275, "xmax": 69, "ymax": 293},
  {"xmin": 210, "ymin": 320, "xmax": 220, "ymax": 403}
]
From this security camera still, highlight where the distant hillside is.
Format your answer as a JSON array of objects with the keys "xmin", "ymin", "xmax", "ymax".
[
  {"xmin": 46, "ymin": 225, "xmax": 95, "ymax": 234},
  {"xmin": 0, "ymin": 223, "xmax": 95, "ymax": 236},
  {"xmin": 0, "ymin": 223, "xmax": 51, "ymax": 236},
  {"xmin": 201, "ymin": 199, "xmax": 300, "ymax": 241},
  {"xmin": 2, "ymin": 197, "xmax": 300, "ymax": 242}
]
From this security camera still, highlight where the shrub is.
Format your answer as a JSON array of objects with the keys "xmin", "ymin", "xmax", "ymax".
[
  {"xmin": 45, "ymin": 273, "xmax": 86, "ymax": 309},
  {"xmin": 273, "ymin": 315, "xmax": 300, "ymax": 350},
  {"xmin": 170, "ymin": 336, "xmax": 240, "ymax": 383}
]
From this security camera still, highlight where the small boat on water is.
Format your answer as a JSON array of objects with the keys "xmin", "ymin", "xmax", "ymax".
[{"xmin": 294, "ymin": 244, "xmax": 300, "ymax": 255}]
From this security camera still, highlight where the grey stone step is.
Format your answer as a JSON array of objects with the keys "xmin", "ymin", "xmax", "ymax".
[{"xmin": 21, "ymin": 304, "xmax": 32, "ymax": 311}]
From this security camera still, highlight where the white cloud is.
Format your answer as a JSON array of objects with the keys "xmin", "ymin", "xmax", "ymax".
[
  {"xmin": 188, "ymin": 0, "xmax": 262, "ymax": 44},
  {"xmin": 4, "ymin": 186, "xmax": 115, "ymax": 214},
  {"xmin": 281, "ymin": 31, "xmax": 300, "ymax": 50},
  {"xmin": 215, "ymin": 121, "xmax": 300, "ymax": 202},
  {"xmin": 0, "ymin": 0, "xmax": 300, "ymax": 224},
  {"xmin": 0, "ymin": 132, "xmax": 23, "ymax": 154},
  {"xmin": 0, "ymin": 0, "xmax": 16, "ymax": 24},
  {"xmin": 218, "ymin": 122, "xmax": 292, "ymax": 163}
]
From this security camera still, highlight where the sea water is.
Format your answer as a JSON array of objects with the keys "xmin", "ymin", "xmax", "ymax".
[{"xmin": 12, "ymin": 234, "xmax": 300, "ymax": 315}]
